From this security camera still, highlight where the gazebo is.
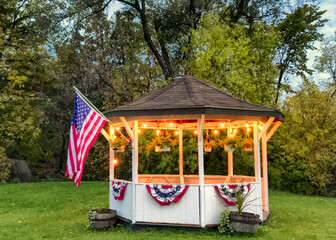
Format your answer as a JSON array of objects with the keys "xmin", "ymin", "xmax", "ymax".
[{"xmin": 102, "ymin": 75, "xmax": 284, "ymax": 227}]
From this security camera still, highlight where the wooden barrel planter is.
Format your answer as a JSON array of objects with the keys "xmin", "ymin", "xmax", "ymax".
[
  {"xmin": 229, "ymin": 212, "xmax": 260, "ymax": 233},
  {"xmin": 88, "ymin": 209, "xmax": 117, "ymax": 230}
]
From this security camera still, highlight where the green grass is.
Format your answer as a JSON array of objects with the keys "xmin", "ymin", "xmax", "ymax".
[{"xmin": 0, "ymin": 182, "xmax": 335, "ymax": 240}]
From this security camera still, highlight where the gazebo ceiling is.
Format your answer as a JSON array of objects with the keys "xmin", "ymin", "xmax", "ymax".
[{"xmin": 104, "ymin": 75, "xmax": 284, "ymax": 121}]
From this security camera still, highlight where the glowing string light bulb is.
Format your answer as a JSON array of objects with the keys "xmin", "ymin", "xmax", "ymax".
[
  {"xmin": 138, "ymin": 129, "xmax": 141, "ymax": 133},
  {"xmin": 116, "ymin": 126, "xmax": 120, "ymax": 131},
  {"xmin": 194, "ymin": 130, "xmax": 198, "ymax": 134},
  {"xmin": 214, "ymin": 129, "xmax": 219, "ymax": 135},
  {"xmin": 113, "ymin": 159, "xmax": 118, "ymax": 165},
  {"xmin": 143, "ymin": 123, "xmax": 147, "ymax": 128},
  {"xmin": 156, "ymin": 129, "xmax": 160, "ymax": 135},
  {"xmin": 175, "ymin": 130, "xmax": 179, "ymax": 135}
]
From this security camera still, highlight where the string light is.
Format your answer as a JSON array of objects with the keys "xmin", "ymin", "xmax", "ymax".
[
  {"xmin": 138, "ymin": 129, "xmax": 141, "ymax": 133},
  {"xmin": 247, "ymin": 128, "xmax": 251, "ymax": 132},
  {"xmin": 233, "ymin": 129, "xmax": 237, "ymax": 133},
  {"xmin": 156, "ymin": 129, "xmax": 160, "ymax": 135},
  {"xmin": 116, "ymin": 126, "xmax": 120, "ymax": 131},
  {"xmin": 169, "ymin": 123, "xmax": 173, "ymax": 127},
  {"xmin": 110, "ymin": 127, "xmax": 114, "ymax": 135},
  {"xmin": 175, "ymin": 130, "xmax": 179, "ymax": 135},
  {"xmin": 260, "ymin": 126, "xmax": 263, "ymax": 130},
  {"xmin": 194, "ymin": 130, "xmax": 198, "ymax": 134},
  {"xmin": 143, "ymin": 123, "xmax": 147, "ymax": 128},
  {"xmin": 245, "ymin": 123, "xmax": 249, "ymax": 128},
  {"xmin": 221, "ymin": 122, "xmax": 224, "ymax": 127},
  {"xmin": 214, "ymin": 129, "xmax": 219, "ymax": 135},
  {"xmin": 113, "ymin": 159, "xmax": 118, "ymax": 165}
]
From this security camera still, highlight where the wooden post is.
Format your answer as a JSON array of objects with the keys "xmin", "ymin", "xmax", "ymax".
[
  {"xmin": 227, "ymin": 124, "xmax": 233, "ymax": 178},
  {"xmin": 253, "ymin": 121, "xmax": 263, "ymax": 221},
  {"xmin": 132, "ymin": 121, "xmax": 138, "ymax": 224},
  {"xmin": 179, "ymin": 128, "xmax": 184, "ymax": 184},
  {"xmin": 228, "ymin": 152, "xmax": 233, "ymax": 176},
  {"xmin": 262, "ymin": 134, "xmax": 269, "ymax": 212},
  {"xmin": 198, "ymin": 115, "xmax": 205, "ymax": 227}
]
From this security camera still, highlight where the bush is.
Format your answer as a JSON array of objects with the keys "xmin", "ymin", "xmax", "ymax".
[
  {"xmin": 218, "ymin": 209, "xmax": 233, "ymax": 234},
  {"xmin": 0, "ymin": 147, "xmax": 12, "ymax": 183}
]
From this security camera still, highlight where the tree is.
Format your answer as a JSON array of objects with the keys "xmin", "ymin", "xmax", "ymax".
[
  {"xmin": 275, "ymin": 4, "xmax": 327, "ymax": 103},
  {"xmin": 314, "ymin": 33, "xmax": 336, "ymax": 96},
  {"xmin": 186, "ymin": 12, "xmax": 279, "ymax": 104},
  {"xmin": 269, "ymin": 80, "xmax": 336, "ymax": 196}
]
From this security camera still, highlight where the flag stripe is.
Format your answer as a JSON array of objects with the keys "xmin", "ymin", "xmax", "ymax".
[
  {"xmin": 66, "ymin": 93, "xmax": 106, "ymax": 187},
  {"xmin": 74, "ymin": 117, "xmax": 105, "ymax": 185}
]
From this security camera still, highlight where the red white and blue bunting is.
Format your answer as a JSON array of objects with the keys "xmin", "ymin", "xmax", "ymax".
[
  {"xmin": 111, "ymin": 181, "xmax": 128, "ymax": 200},
  {"xmin": 214, "ymin": 184, "xmax": 251, "ymax": 206},
  {"xmin": 146, "ymin": 184, "xmax": 189, "ymax": 206}
]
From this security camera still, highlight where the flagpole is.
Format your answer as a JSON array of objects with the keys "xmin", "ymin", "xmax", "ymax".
[{"xmin": 72, "ymin": 86, "xmax": 130, "ymax": 142}]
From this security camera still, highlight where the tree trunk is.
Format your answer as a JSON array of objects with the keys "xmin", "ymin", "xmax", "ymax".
[{"xmin": 275, "ymin": 69, "xmax": 284, "ymax": 104}]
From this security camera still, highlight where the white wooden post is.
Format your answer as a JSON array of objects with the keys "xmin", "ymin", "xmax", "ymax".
[
  {"xmin": 179, "ymin": 128, "xmax": 184, "ymax": 184},
  {"xmin": 253, "ymin": 121, "xmax": 263, "ymax": 221},
  {"xmin": 109, "ymin": 140, "xmax": 114, "ymax": 180},
  {"xmin": 132, "ymin": 120, "xmax": 138, "ymax": 224},
  {"xmin": 198, "ymin": 115, "xmax": 205, "ymax": 227},
  {"xmin": 262, "ymin": 134, "xmax": 269, "ymax": 212}
]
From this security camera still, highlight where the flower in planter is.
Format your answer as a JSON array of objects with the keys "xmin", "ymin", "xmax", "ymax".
[
  {"xmin": 219, "ymin": 134, "xmax": 242, "ymax": 151},
  {"xmin": 241, "ymin": 138, "xmax": 254, "ymax": 151},
  {"xmin": 146, "ymin": 131, "xmax": 178, "ymax": 153},
  {"xmin": 204, "ymin": 139, "xmax": 217, "ymax": 152}
]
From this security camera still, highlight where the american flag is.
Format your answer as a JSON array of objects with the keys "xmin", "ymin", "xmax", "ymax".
[{"xmin": 66, "ymin": 93, "xmax": 106, "ymax": 187}]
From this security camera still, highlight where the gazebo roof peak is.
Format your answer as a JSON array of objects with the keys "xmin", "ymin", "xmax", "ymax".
[{"xmin": 105, "ymin": 75, "xmax": 284, "ymax": 121}]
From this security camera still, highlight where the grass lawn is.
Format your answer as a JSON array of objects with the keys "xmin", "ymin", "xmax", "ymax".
[{"xmin": 0, "ymin": 182, "xmax": 335, "ymax": 240}]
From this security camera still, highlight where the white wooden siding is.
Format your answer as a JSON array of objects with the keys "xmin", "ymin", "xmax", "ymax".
[
  {"xmin": 204, "ymin": 182, "xmax": 261, "ymax": 225},
  {"xmin": 109, "ymin": 180, "xmax": 132, "ymax": 220},
  {"xmin": 135, "ymin": 184, "xmax": 200, "ymax": 225}
]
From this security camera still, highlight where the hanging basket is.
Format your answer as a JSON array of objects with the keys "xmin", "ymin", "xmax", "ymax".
[
  {"xmin": 117, "ymin": 145, "xmax": 126, "ymax": 152},
  {"xmin": 225, "ymin": 145, "xmax": 234, "ymax": 152},
  {"xmin": 162, "ymin": 146, "xmax": 171, "ymax": 152},
  {"xmin": 204, "ymin": 147, "xmax": 212, "ymax": 152},
  {"xmin": 243, "ymin": 147, "xmax": 253, "ymax": 152}
]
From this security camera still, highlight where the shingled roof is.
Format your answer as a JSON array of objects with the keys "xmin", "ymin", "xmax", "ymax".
[{"xmin": 105, "ymin": 75, "xmax": 284, "ymax": 121}]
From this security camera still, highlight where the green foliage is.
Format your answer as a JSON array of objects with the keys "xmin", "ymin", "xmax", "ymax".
[
  {"xmin": 269, "ymin": 81, "xmax": 336, "ymax": 196},
  {"xmin": 187, "ymin": 12, "xmax": 278, "ymax": 104},
  {"xmin": 275, "ymin": 4, "xmax": 327, "ymax": 102},
  {"xmin": 0, "ymin": 147, "xmax": 11, "ymax": 183},
  {"xmin": 218, "ymin": 209, "xmax": 233, "ymax": 234}
]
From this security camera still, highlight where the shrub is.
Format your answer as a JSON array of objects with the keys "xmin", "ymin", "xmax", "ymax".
[
  {"xmin": 0, "ymin": 147, "xmax": 12, "ymax": 183},
  {"xmin": 218, "ymin": 209, "xmax": 233, "ymax": 234}
]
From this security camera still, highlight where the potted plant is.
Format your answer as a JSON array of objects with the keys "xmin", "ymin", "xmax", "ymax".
[
  {"xmin": 241, "ymin": 138, "xmax": 254, "ymax": 151},
  {"xmin": 111, "ymin": 136, "xmax": 129, "ymax": 152},
  {"xmin": 146, "ymin": 131, "xmax": 178, "ymax": 152},
  {"xmin": 219, "ymin": 135, "xmax": 241, "ymax": 152},
  {"xmin": 204, "ymin": 139, "xmax": 217, "ymax": 152},
  {"xmin": 88, "ymin": 208, "xmax": 117, "ymax": 230},
  {"xmin": 229, "ymin": 187, "xmax": 260, "ymax": 233}
]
